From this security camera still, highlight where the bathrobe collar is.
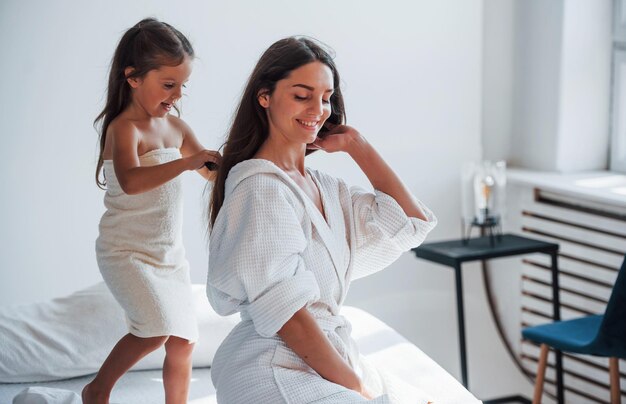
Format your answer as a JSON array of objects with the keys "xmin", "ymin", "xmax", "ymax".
[{"xmin": 226, "ymin": 159, "xmax": 344, "ymax": 284}]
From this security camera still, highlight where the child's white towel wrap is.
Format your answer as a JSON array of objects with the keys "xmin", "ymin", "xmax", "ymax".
[{"xmin": 96, "ymin": 147, "xmax": 198, "ymax": 343}]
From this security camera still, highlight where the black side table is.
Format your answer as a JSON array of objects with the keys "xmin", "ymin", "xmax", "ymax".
[{"xmin": 412, "ymin": 233, "xmax": 562, "ymax": 404}]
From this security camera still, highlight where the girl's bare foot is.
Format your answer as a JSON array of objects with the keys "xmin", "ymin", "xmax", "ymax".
[{"xmin": 81, "ymin": 382, "xmax": 109, "ymax": 404}]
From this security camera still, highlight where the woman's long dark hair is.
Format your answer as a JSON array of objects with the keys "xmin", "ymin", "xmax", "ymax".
[
  {"xmin": 94, "ymin": 18, "xmax": 194, "ymax": 189},
  {"xmin": 209, "ymin": 37, "xmax": 346, "ymax": 227}
]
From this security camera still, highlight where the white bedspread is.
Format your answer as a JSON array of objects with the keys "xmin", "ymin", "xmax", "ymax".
[
  {"xmin": 1, "ymin": 306, "xmax": 480, "ymax": 404},
  {"xmin": 0, "ymin": 283, "xmax": 238, "ymax": 383}
]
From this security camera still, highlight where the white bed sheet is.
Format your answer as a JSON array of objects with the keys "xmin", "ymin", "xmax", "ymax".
[{"xmin": 0, "ymin": 306, "xmax": 480, "ymax": 404}]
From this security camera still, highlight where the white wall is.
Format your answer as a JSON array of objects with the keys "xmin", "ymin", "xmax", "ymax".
[
  {"xmin": 0, "ymin": 0, "xmax": 514, "ymax": 398},
  {"xmin": 482, "ymin": 0, "xmax": 515, "ymax": 163},
  {"xmin": 509, "ymin": 0, "xmax": 565, "ymax": 171},
  {"xmin": 483, "ymin": 0, "xmax": 612, "ymax": 172},
  {"xmin": 556, "ymin": 0, "xmax": 612, "ymax": 172}
]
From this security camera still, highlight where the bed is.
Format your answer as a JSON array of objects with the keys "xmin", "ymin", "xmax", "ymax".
[{"xmin": 0, "ymin": 284, "xmax": 480, "ymax": 403}]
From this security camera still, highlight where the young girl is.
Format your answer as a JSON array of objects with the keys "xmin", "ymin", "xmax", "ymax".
[
  {"xmin": 207, "ymin": 37, "xmax": 437, "ymax": 403},
  {"xmin": 83, "ymin": 18, "xmax": 220, "ymax": 404}
]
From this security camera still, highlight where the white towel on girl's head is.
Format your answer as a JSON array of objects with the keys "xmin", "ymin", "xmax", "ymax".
[{"xmin": 95, "ymin": 147, "xmax": 198, "ymax": 342}]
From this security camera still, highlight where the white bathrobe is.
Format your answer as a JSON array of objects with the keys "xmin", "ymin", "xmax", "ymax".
[{"xmin": 207, "ymin": 159, "xmax": 437, "ymax": 403}]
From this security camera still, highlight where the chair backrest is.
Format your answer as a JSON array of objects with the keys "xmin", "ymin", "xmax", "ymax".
[{"xmin": 597, "ymin": 254, "xmax": 626, "ymax": 358}]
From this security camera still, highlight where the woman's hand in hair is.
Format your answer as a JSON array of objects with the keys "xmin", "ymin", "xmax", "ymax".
[
  {"xmin": 337, "ymin": 125, "xmax": 429, "ymax": 221},
  {"xmin": 309, "ymin": 123, "xmax": 365, "ymax": 154}
]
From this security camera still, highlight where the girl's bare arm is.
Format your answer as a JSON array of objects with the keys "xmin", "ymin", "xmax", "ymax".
[{"xmin": 110, "ymin": 122, "xmax": 204, "ymax": 195}]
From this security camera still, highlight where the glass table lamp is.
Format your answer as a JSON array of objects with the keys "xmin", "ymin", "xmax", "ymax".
[{"xmin": 461, "ymin": 160, "xmax": 506, "ymax": 245}]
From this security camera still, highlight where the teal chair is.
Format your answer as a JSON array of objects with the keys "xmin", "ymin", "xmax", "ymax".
[{"xmin": 522, "ymin": 254, "xmax": 626, "ymax": 404}]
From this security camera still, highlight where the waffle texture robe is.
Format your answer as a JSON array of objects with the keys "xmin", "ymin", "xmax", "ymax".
[{"xmin": 207, "ymin": 159, "xmax": 437, "ymax": 403}]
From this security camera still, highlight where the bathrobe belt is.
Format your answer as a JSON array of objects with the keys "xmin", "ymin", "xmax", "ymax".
[{"xmin": 239, "ymin": 309, "xmax": 350, "ymax": 333}]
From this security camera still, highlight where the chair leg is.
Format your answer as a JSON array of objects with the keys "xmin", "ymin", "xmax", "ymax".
[
  {"xmin": 533, "ymin": 344, "xmax": 550, "ymax": 404},
  {"xmin": 609, "ymin": 357, "xmax": 621, "ymax": 404}
]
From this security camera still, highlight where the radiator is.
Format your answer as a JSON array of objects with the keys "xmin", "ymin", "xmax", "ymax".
[{"xmin": 512, "ymin": 185, "xmax": 626, "ymax": 403}]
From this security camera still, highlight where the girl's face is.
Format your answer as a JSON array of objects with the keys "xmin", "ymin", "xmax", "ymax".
[
  {"xmin": 127, "ymin": 56, "xmax": 193, "ymax": 117},
  {"xmin": 258, "ymin": 61, "xmax": 334, "ymax": 146}
]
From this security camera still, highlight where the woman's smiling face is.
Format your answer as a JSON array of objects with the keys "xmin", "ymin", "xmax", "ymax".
[{"xmin": 258, "ymin": 61, "xmax": 334, "ymax": 146}]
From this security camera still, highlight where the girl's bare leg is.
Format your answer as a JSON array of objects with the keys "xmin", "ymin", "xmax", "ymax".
[
  {"xmin": 163, "ymin": 336, "xmax": 195, "ymax": 404},
  {"xmin": 82, "ymin": 333, "xmax": 168, "ymax": 404}
]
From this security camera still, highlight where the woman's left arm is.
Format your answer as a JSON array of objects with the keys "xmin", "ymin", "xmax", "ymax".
[
  {"xmin": 278, "ymin": 307, "xmax": 373, "ymax": 399},
  {"xmin": 313, "ymin": 126, "xmax": 428, "ymax": 221}
]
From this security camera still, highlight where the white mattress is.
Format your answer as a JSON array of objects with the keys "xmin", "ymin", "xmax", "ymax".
[{"xmin": 0, "ymin": 306, "xmax": 480, "ymax": 403}]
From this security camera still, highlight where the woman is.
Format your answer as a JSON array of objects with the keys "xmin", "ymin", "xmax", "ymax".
[{"xmin": 207, "ymin": 37, "xmax": 437, "ymax": 403}]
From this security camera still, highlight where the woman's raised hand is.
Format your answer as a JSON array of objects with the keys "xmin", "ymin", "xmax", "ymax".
[{"xmin": 309, "ymin": 123, "xmax": 363, "ymax": 154}]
